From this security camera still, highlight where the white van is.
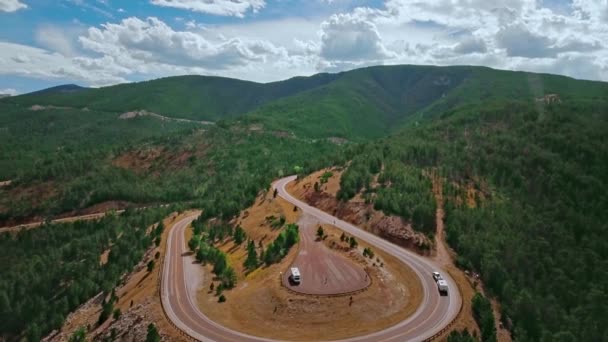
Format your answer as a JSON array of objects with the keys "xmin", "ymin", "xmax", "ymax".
[
  {"xmin": 290, "ymin": 267, "xmax": 301, "ymax": 284},
  {"xmin": 437, "ymin": 279, "xmax": 449, "ymax": 294}
]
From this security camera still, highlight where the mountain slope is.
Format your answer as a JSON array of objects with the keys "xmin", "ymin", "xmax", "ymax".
[
  {"xmin": 5, "ymin": 65, "xmax": 607, "ymax": 136},
  {"xmin": 336, "ymin": 98, "xmax": 608, "ymax": 341},
  {"xmin": 243, "ymin": 65, "xmax": 473, "ymax": 139},
  {"xmin": 6, "ymin": 73, "xmax": 339, "ymax": 121}
]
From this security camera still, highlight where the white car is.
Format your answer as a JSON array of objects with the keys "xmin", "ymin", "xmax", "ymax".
[{"xmin": 432, "ymin": 271, "xmax": 443, "ymax": 282}]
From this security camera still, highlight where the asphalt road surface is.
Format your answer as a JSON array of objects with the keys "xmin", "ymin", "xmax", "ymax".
[
  {"xmin": 161, "ymin": 176, "xmax": 462, "ymax": 341},
  {"xmin": 281, "ymin": 213, "xmax": 370, "ymax": 295}
]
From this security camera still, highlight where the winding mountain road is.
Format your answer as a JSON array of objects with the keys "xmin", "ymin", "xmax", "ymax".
[{"xmin": 161, "ymin": 175, "xmax": 462, "ymax": 341}]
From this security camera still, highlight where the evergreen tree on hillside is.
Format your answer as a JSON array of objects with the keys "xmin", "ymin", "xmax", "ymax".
[
  {"xmin": 146, "ymin": 323, "xmax": 161, "ymax": 342},
  {"xmin": 244, "ymin": 240, "xmax": 259, "ymax": 270},
  {"xmin": 233, "ymin": 226, "xmax": 246, "ymax": 245}
]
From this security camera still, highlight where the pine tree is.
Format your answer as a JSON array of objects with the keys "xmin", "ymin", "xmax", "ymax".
[
  {"xmin": 146, "ymin": 323, "xmax": 161, "ymax": 342},
  {"xmin": 316, "ymin": 226, "xmax": 324, "ymax": 239},
  {"xmin": 233, "ymin": 226, "xmax": 246, "ymax": 245},
  {"xmin": 244, "ymin": 240, "xmax": 259, "ymax": 270},
  {"xmin": 349, "ymin": 236, "xmax": 358, "ymax": 249}
]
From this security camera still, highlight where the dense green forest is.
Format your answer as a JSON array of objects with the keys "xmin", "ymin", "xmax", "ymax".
[
  {"xmin": 0, "ymin": 207, "xmax": 171, "ymax": 341},
  {"xmin": 336, "ymin": 99, "xmax": 608, "ymax": 341},
  {"xmin": 1, "ymin": 64, "xmax": 607, "ymax": 341},
  {"xmin": 0, "ymin": 110, "xmax": 341, "ymax": 224},
  {"xmin": 0, "ymin": 102, "xmax": 197, "ymax": 181}
]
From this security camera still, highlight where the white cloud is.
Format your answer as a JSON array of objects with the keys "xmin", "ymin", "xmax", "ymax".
[
  {"xmin": 2, "ymin": 0, "xmax": 608, "ymax": 89},
  {"xmin": 34, "ymin": 25, "xmax": 77, "ymax": 57},
  {"xmin": 150, "ymin": 0, "xmax": 265, "ymax": 17},
  {"xmin": 0, "ymin": 88, "xmax": 19, "ymax": 96},
  {"xmin": 319, "ymin": 12, "xmax": 393, "ymax": 62},
  {"xmin": 0, "ymin": 0, "xmax": 27, "ymax": 12},
  {"xmin": 0, "ymin": 41, "xmax": 128, "ymax": 86},
  {"xmin": 339, "ymin": 0, "xmax": 608, "ymax": 81},
  {"xmin": 572, "ymin": 0, "xmax": 608, "ymax": 23},
  {"xmin": 79, "ymin": 17, "xmax": 288, "ymax": 70},
  {"xmin": 495, "ymin": 24, "xmax": 556, "ymax": 58},
  {"xmin": 453, "ymin": 36, "xmax": 487, "ymax": 54}
]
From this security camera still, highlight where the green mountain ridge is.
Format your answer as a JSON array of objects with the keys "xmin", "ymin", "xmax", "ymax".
[
  {"xmin": 5, "ymin": 73, "xmax": 341, "ymax": 122},
  {"xmin": 6, "ymin": 65, "xmax": 607, "ymax": 140}
]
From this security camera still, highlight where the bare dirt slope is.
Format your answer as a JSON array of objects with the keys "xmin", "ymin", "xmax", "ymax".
[
  {"xmin": 288, "ymin": 168, "xmax": 431, "ymax": 253},
  {"xmin": 196, "ymin": 190, "xmax": 422, "ymax": 341}
]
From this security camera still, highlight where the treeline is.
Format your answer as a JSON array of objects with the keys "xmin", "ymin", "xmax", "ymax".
[
  {"xmin": 446, "ymin": 293, "xmax": 497, "ymax": 342},
  {"xmin": 188, "ymin": 219, "xmax": 299, "ymax": 294},
  {"xmin": 262, "ymin": 224, "xmax": 299, "ymax": 265},
  {"xmin": 0, "ymin": 207, "xmax": 171, "ymax": 340},
  {"xmin": 472, "ymin": 293, "xmax": 497, "ymax": 342},
  {"xmin": 345, "ymin": 100, "xmax": 608, "ymax": 340},
  {"xmin": 447, "ymin": 330, "xmax": 477, "ymax": 342},
  {"xmin": 188, "ymin": 221, "xmax": 237, "ymax": 290}
]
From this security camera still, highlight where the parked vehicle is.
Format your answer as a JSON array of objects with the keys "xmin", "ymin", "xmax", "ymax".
[{"xmin": 290, "ymin": 267, "xmax": 301, "ymax": 284}]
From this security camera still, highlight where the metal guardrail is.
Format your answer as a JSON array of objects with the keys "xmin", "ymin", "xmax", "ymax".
[
  {"xmin": 279, "ymin": 267, "xmax": 373, "ymax": 299},
  {"xmin": 422, "ymin": 291, "xmax": 465, "ymax": 341}
]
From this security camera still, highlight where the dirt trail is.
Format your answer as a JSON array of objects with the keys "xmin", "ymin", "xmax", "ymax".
[
  {"xmin": 118, "ymin": 109, "xmax": 214, "ymax": 125},
  {"xmin": 0, "ymin": 204, "xmax": 169, "ymax": 233},
  {"xmin": 432, "ymin": 176, "xmax": 452, "ymax": 267},
  {"xmin": 430, "ymin": 174, "xmax": 512, "ymax": 342},
  {"xmin": 0, "ymin": 211, "xmax": 123, "ymax": 233}
]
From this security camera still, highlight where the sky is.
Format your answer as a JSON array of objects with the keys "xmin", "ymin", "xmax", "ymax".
[{"xmin": 0, "ymin": 0, "xmax": 607, "ymax": 94}]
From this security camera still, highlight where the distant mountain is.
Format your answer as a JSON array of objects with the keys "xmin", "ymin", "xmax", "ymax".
[
  {"xmin": 5, "ymin": 65, "xmax": 608, "ymax": 139},
  {"xmin": 26, "ymin": 84, "xmax": 88, "ymax": 96},
  {"xmin": 7, "ymin": 74, "xmax": 339, "ymax": 122},
  {"xmin": 243, "ymin": 65, "xmax": 608, "ymax": 139}
]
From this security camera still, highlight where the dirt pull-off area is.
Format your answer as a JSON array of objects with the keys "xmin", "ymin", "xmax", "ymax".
[
  {"xmin": 288, "ymin": 168, "xmax": 431, "ymax": 254},
  {"xmin": 282, "ymin": 213, "xmax": 370, "ymax": 295},
  {"xmin": 196, "ymin": 189, "xmax": 422, "ymax": 341},
  {"xmin": 44, "ymin": 211, "xmax": 199, "ymax": 342}
]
